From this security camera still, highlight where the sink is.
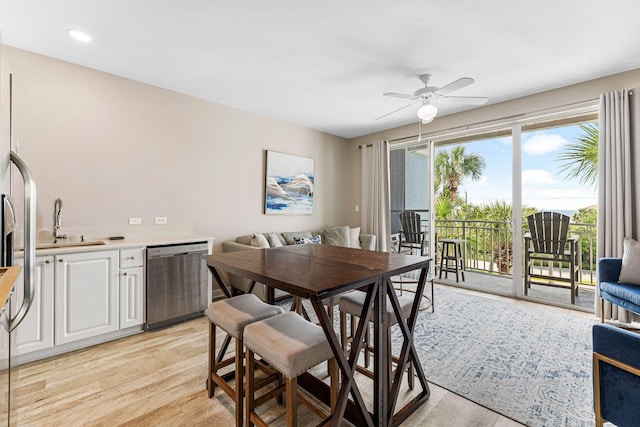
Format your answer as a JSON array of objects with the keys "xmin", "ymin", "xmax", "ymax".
[{"xmin": 27, "ymin": 240, "xmax": 107, "ymax": 250}]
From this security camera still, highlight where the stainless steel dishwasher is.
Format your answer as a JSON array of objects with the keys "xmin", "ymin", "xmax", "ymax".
[{"xmin": 146, "ymin": 242, "xmax": 209, "ymax": 330}]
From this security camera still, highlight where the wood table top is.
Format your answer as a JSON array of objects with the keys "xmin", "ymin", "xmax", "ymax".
[
  {"xmin": 206, "ymin": 244, "xmax": 431, "ymax": 299},
  {"xmin": 0, "ymin": 266, "xmax": 22, "ymax": 313}
]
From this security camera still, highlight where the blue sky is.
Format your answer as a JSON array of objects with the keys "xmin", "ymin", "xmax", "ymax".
[{"xmin": 450, "ymin": 124, "xmax": 597, "ymax": 211}]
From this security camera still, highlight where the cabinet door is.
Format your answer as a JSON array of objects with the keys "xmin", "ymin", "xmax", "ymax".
[
  {"xmin": 55, "ymin": 251, "xmax": 118, "ymax": 345},
  {"xmin": 119, "ymin": 266, "xmax": 144, "ymax": 328},
  {"xmin": 14, "ymin": 256, "xmax": 55, "ymax": 355}
]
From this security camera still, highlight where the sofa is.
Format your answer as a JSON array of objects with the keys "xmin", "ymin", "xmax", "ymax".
[{"xmin": 222, "ymin": 225, "xmax": 376, "ymax": 302}]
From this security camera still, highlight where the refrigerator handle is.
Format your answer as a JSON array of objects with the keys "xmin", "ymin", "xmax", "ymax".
[{"xmin": 7, "ymin": 151, "xmax": 36, "ymax": 332}]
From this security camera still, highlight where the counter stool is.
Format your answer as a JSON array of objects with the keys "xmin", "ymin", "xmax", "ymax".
[
  {"xmin": 244, "ymin": 312, "xmax": 338, "ymax": 427},
  {"xmin": 339, "ymin": 290, "xmax": 415, "ymax": 389},
  {"xmin": 206, "ymin": 294, "xmax": 284, "ymax": 427},
  {"xmin": 439, "ymin": 238, "xmax": 466, "ymax": 282}
]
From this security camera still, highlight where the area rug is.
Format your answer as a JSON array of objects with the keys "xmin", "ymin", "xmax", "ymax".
[
  {"xmin": 400, "ymin": 286, "xmax": 598, "ymax": 427},
  {"xmin": 279, "ymin": 286, "xmax": 598, "ymax": 426}
]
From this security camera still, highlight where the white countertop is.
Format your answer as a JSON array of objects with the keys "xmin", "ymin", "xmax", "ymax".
[{"xmin": 15, "ymin": 234, "xmax": 215, "ymax": 257}]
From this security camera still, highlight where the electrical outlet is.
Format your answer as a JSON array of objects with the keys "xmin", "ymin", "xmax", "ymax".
[
  {"xmin": 355, "ymin": 205, "xmax": 360, "ymax": 212},
  {"xmin": 129, "ymin": 217, "xmax": 142, "ymax": 225},
  {"xmin": 155, "ymin": 216, "xmax": 167, "ymax": 225}
]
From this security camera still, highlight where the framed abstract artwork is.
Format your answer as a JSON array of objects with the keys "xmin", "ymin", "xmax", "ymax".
[{"xmin": 264, "ymin": 150, "xmax": 314, "ymax": 214}]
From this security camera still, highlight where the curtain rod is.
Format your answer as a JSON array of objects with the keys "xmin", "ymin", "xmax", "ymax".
[{"xmin": 358, "ymin": 141, "xmax": 388, "ymax": 149}]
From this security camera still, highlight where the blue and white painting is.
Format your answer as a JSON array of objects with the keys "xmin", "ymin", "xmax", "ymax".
[{"xmin": 265, "ymin": 151, "xmax": 314, "ymax": 214}]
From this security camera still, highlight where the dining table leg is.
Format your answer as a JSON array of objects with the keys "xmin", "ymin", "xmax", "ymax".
[
  {"xmin": 374, "ymin": 276, "xmax": 388, "ymax": 427},
  {"xmin": 207, "ymin": 265, "xmax": 232, "ymax": 299},
  {"xmin": 384, "ymin": 267, "xmax": 431, "ymax": 426},
  {"xmin": 311, "ymin": 292, "xmax": 376, "ymax": 427}
]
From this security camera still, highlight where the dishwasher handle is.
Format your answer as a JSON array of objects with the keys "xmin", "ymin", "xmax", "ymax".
[{"xmin": 146, "ymin": 242, "xmax": 209, "ymax": 259}]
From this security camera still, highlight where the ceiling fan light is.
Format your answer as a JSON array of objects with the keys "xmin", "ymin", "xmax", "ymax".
[{"xmin": 417, "ymin": 103, "xmax": 437, "ymax": 121}]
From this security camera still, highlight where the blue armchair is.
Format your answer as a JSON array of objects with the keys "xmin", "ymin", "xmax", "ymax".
[
  {"xmin": 597, "ymin": 258, "xmax": 640, "ymax": 322},
  {"xmin": 592, "ymin": 324, "xmax": 640, "ymax": 427}
]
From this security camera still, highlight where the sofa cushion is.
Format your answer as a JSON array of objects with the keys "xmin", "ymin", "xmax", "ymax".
[
  {"xmin": 268, "ymin": 232, "xmax": 284, "ymax": 247},
  {"xmin": 324, "ymin": 225, "xmax": 350, "ymax": 247},
  {"xmin": 619, "ymin": 237, "xmax": 640, "ymax": 285},
  {"xmin": 600, "ymin": 281, "xmax": 640, "ymax": 310},
  {"xmin": 282, "ymin": 231, "xmax": 313, "ymax": 245},
  {"xmin": 251, "ymin": 233, "xmax": 270, "ymax": 248},
  {"xmin": 349, "ymin": 227, "xmax": 361, "ymax": 249},
  {"xmin": 294, "ymin": 235, "xmax": 322, "ymax": 245}
]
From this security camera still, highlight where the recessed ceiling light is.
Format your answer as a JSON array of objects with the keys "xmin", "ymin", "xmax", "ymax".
[{"xmin": 66, "ymin": 29, "xmax": 92, "ymax": 42}]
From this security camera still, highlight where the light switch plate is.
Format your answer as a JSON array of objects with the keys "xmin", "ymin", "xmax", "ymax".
[{"xmin": 129, "ymin": 217, "xmax": 142, "ymax": 225}]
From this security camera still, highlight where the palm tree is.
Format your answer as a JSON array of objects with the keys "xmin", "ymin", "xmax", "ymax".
[
  {"xmin": 434, "ymin": 193, "xmax": 465, "ymax": 220},
  {"xmin": 557, "ymin": 122, "xmax": 598, "ymax": 187},
  {"xmin": 434, "ymin": 145, "xmax": 486, "ymax": 200}
]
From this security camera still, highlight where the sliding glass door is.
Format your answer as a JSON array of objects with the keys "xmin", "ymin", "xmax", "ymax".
[{"xmin": 389, "ymin": 104, "xmax": 599, "ymax": 312}]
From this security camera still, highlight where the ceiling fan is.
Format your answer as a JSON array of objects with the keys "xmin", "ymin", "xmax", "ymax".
[{"xmin": 376, "ymin": 74, "xmax": 488, "ymax": 123}]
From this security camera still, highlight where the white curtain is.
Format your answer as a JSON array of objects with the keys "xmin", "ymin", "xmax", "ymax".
[
  {"xmin": 597, "ymin": 88, "xmax": 640, "ymax": 322},
  {"xmin": 361, "ymin": 140, "xmax": 391, "ymax": 252}
]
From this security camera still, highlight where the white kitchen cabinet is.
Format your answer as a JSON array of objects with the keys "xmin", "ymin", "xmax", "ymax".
[
  {"xmin": 119, "ymin": 248, "xmax": 145, "ymax": 328},
  {"xmin": 54, "ymin": 250, "xmax": 118, "ymax": 345},
  {"xmin": 14, "ymin": 256, "xmax": 55, "ymax": 355}
]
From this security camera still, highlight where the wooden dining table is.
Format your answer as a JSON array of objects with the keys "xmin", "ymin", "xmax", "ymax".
[{"xmin": 205, "ymin": 244, "xmax": 431, "ymax": 427}]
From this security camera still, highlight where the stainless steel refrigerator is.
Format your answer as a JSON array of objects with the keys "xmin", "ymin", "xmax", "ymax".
[{"xmin": 0, "ymin": 72, "xmax": 37, "ymax": 425}]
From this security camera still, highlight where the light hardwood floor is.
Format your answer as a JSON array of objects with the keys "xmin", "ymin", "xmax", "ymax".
[{"xmin": 14, "ymin": 288, "xmax": 535, "ymax": 426}]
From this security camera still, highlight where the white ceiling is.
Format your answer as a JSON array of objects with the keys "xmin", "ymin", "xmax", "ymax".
[{"xmin": 1, "ymin": 1, "xmax": 640, "ymax": 139}]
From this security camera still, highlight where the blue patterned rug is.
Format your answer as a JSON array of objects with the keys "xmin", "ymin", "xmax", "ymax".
[
  {"xmin": 400, "ymin": 286, "xmax": 597, "ymax": 427},
  {"xmin": 281, "ymin": 286, "xmax": 597, "ymax": 426}
]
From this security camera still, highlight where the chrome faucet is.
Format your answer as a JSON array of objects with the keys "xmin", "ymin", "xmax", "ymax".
[{"xmin": 53, "ymin": 198, "xmax": 67, "ymax": 243}]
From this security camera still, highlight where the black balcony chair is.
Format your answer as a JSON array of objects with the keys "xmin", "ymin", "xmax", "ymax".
[
  {"xmin": 398, "ymin": 211, "xmax": 427, "ymax": 256},
  {"xmin": 524, "ymin": 211, "xmax": 580, "ymax": 304},
  {"xmin": 395, "ymin": 211, "xmax": 434, "ymax": 312}
]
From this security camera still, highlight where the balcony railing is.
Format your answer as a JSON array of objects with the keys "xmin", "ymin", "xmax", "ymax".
[{"xmin": 399, "ymin": 214, "xmax": 597, "ymax": 285}]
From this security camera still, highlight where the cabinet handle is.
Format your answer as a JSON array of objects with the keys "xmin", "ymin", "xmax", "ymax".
[
  {"xmin": 127, "ymin": 256, "xmax": 135, "ymax": 260},
  {"xmin": 45, "ymin": 260, "xmax": 51, "ymax": 264},
  {"xmin": 123, "ymin": 272, "xmax": 128, "ymax": 276},
  {"xmin": 58, "ymin": 259, "xmax": 64, "ymax": 263}
]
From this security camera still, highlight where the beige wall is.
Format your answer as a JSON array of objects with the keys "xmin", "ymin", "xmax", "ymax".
[
  {"xmin": 346, "ymin": 67, "xmax": 640, "ymax": 225},
  {"xmin": 0, "ymin": 46, "xmax": 352, "ymax": 249}
]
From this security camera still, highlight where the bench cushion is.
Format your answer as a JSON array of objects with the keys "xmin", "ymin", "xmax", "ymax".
[
  {"xmin": 244, "ymin": 312, "xmax": 333, "ymax": 378},
  {"xmin": 206, "ymin": 294, "xmax": 284, "ymax": 339},
  {"xmin": 600, "ymin": 281, "xmax": 640, "ymax": 315}
]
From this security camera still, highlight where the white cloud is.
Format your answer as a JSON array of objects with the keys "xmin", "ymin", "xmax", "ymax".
[
  {"xmin": 522, "ymin": 187, "xmax": 597, "ymax": 210},
  {"xmin": 522, "ymin": 169, "xmax": 557, "ymax": 185},
  {"xmin": 522, "ymin": 133, "xmax": 569, "ymax": 155}
]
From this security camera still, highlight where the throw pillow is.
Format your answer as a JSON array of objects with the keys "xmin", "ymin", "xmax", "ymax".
[
  {"xmin": 324, "ymin": 225, "xmax": 350, "ymax": 247},
  {"xmin": 349, "ymin": 227, "xmax": 361, "ymax": 249},
  {"xmin": 293, "ymin": 235, "xmax": 322, "ymax": 245},
  {"xmin": 619, "ymin": 237, "xmax": 640, "ymax": 285},
  {"xmin": 250, "ymin": 233, "xmax": 270, "ymax": 248},
  {"xmin": 282, "ymin": 231, "xmax": 313, "ymax": 245},
  {"xmin": 268, "ymin": 232, "xmax": 284, "ymax": 247}
]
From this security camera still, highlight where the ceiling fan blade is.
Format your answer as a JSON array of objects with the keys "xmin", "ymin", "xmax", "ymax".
[
  {"xmin": 441, "ymin": 95, "xmax": 488, "ymax": 106},
  {"xmin": 436, "ymin": 77, "xmax": 474, "ymax": 95},
  {"xmin": 375, "ymin": 101, "xmax": 420, "ymax": 120},
  {"xmin": 383, "ymin": 92, "xmax": 419, "ymax": 100}
]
